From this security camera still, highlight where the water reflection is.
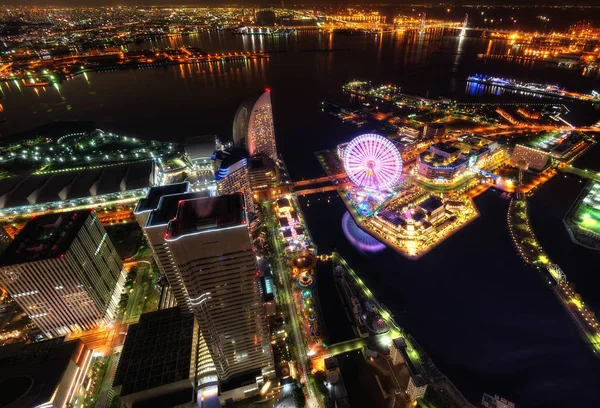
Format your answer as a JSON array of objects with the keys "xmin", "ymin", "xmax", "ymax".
[{"xmin": 341, "ymin": 211, "xmax": 385, "ymax": 253}]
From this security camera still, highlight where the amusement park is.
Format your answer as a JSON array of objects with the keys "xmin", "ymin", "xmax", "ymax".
[{"xmin": 322, "ymin": 132, "xmax": 481, "ymax": 259}]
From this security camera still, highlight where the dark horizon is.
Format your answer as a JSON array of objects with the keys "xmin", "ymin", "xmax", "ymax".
[{"xmin": 4, "ymin": 1, "xmax": 600, "ymax": 7}]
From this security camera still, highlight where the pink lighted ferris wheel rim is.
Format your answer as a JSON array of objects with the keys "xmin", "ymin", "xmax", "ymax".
[{"xmin": 343, "ymin": 133, "xmax": 402, "ymax": 190}]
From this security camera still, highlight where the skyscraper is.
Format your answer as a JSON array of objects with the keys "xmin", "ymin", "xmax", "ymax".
[
  {"xmin": 165, "ymin": 193, "xmax": 274, "ymax": 382},
  {"xmin": 134, "ymin": 182, "xmax": 208, "ymax": 310},
  {"xmin": 213, "ymin": 148, "xmax": 255, "ymax": 214},
  {"xmin": 134, "ymin": 184, "xmax": 218, "ymax": 392},
  {"xmin": 0, "ymin": 210, "xmax": 125, "ymax": 337},
  {"xmin": 233, "ymin": 89, "xmax": 278, "ymax": 161}
]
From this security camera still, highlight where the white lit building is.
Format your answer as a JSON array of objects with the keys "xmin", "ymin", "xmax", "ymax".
[
  {"xmin": 134, "ymin": 183, "xmax": 217, "ymax": 390},
  {"xmin": 0, "ymin": 210, "xmax": 125, "ymax": 337},
  {"xmin": 165, "ymin": 193, "xmax": 274, "ymax": 384}
]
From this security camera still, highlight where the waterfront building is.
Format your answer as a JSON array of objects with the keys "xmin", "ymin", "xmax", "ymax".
[
  {"xmin": 214, "ymin": 147, "xmax": 255, "ymax": 214},
  {"xmin": 0, "ymin": 160, "xmax": 157, "ymax": 218},
  {"xmin": 233, "ymin": 90, "xmax": 278, "ymax": 161},
  {"xmin": 0, "ymin": 337, "xmax": 93, "ymax": 408},
  {"xmin": 390, "ymin": 337, "xmax": 430, "ymax": 402},
  {"xmin": 248, "ymin": 153, "xmax": 280, "ymax": 189},
  {"xmin": 113, "ymin": 307, "xmax": 215, "ymax": 408},
  {"xmin": 407, "ymin": 376, "xmax": 428, "ymax": 401},
  {"xmin": 417, "ymin": 143, "xmax": 468, "ymax": 181},
  {"xmin": 390, "ymin": 337, "xmax": 407, "ymax": 365},
  {"xmin": 373, "ymin": 195, "xmax": 447, "ymax": 236},
  {"xmin": 325, "ymin": 356, "xmax": 341, "ymax": 384},
  {"xmin": 337, "ymin": 142, "xmax": 349, "ymax": 160},
  {"xmin": 0, "ymin": 210, "xmax": 125, "ymax": 337},
  {"xmin": 165, "ymin": 194, "xmax": 274, "ymax": 387},
  {"xmin": 510, "ymin": 144, "xmax": 549, "ymax": 171}
]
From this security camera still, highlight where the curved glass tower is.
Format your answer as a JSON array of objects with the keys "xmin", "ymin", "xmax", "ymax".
[{"xmin": 232, "ymin": 90, "xmax": 277, "ymax": 161}]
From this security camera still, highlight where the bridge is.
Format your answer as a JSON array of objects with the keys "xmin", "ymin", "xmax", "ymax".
[
  {"xmin": 253, "ymin": 172, "xmax": 349, "ymax": 200},
  {"xmin": 560, "ymin": 165, "xmax": 600, "ymax": 183},
  {"xmin": 311, "ymin": 337, "xmax": 368, "ymax": 364}
]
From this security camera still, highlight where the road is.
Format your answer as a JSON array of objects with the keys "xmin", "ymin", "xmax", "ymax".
[
  {"xmin": 265, "ymin": 203, "xmax": 320, "ymax": 408},
  {"xmin": 96, "ymin": 351, "xmax": 120, "ymax": 408}
]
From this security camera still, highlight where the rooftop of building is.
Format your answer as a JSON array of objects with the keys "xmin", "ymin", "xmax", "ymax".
[
  {"xmin": 214, "ymin": 147, "xmax": 248, "ymax": 181},
  {"xmin": 166, "ymin": 193, "xmax": 246, "ymax": 240},
  {"xmin": 325, "ymin": 356, "xmax": 339, "ymax": 371},
  {"xmin": 249, "ymin": 154, "xmax": 269, "ymax": 171},
  {"xmin": 418, "ymin": 196, "xmax": 444, "ymax": 214},
  {"xmin": 430, "ymin": 142, "xmax": 460, "ymax": 155},
  {"xmin": 135, "ymin": 182, "xmax": 190, "ymax": 214},
  {"xmin": 147, "ymin": 190, "xmax": 210, "ymax": 228},
  {"xmin": 219, "ymin": 369, "xmax": 261, "ymax": 393},
  {"xmin": 419, "ymin": 151, "xmax": 467, "ymax": 168},
  {"xmin": 0, "ymin": 210, "xmax": 91, "ymax": 266},
  {"xmin": 276, "ymin": 198, "xmax": 290, "ymax": 208},
  {"xmin": 184, "ymin": 135, "xmax": 217, "ymax": 161},
  {"xmin": 113, "ymin": 307, "xmax": 195, "ymax": 397},
  {"xmin": 0, "ymin": 337, "xmax": 85, "ymax": 408},
  {"xmin": 392, "ymin": 337, "xmax": 407, "ymax": 350},
  {"xmin": 0, "ymin": 160, "xmax": 155, "ymax": 210}
]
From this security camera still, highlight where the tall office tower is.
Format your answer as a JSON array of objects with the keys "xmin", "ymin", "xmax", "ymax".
[
  {"xmin": 213, "ymin": 148, "xmax": 255, "ymax": 214},
  {"xmin": 165, "ymin": 193, "xmax": 274, "ymax": 383},
  {"xmin": 134, "ymin": 184, "xmax": 217, "ymax": 389},
  {"xmin": 0, "ymin": 211, "xmax": 125, "ymax": 337},
  {"xmin": 134, "ymin": 182, "xmax": 209, "ymax": 310},
  {"xmin": 233, "ymin": 89, "xmax": 278, "ymax": 161}
]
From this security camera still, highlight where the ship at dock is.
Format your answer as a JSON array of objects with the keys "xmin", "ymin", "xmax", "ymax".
[{"xmin": 234, "ymin": 26, "xmax": 296, "ymax": 36}]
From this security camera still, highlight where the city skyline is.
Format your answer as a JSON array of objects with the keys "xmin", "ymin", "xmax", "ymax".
[{"xmin": 0, "ymin": 4, "xmax": 600, "ymax": 408}]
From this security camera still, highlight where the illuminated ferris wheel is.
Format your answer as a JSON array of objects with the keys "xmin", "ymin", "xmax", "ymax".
[{"xmin": 343, "ymin": 133, "xmax": 402, "ymax": 190}]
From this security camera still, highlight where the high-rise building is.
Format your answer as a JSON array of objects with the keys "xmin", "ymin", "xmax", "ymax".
[
  {"xmin": 0, "ymin": 210, "xmax": 125, "ymax": 337},
  {"xmin": 134, "ymin": 182, "xmax": 209, "ymax": 310},
  {"xmin": 233, "ymin": 90, "xmax": 278, "ymax": 161},
  {"xmin": 113, "ymin": 307, "xmax": 216, "ymax": 408},
  {"xmin": 165, "ymin": 193, "xmax": 274, "ymax": 383},
  {"xmin": 248, "ymin": 153, "xmax": 280, "ymax": 189},
  {"xmin": 134, "ymin": 184, "xmax": 217, "ymax": 393},
  {"xmin": 214, "ymin": 148, "xmax": 255, "ymax": 214}
]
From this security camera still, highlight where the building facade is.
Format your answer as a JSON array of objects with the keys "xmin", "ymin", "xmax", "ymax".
[
  {"xmin": 510, "ymin": 144, "xmax": 550, "ymax": 171},
  {"xmin": 113, "ymin": 307, "xmax": 209, "ymax": 408},
  {"xmin": 248, "ymin": 153, "xmax": 279, "ymax": 189},
  {"xmin": 165, "ymin": 194, "xmax": 274, "ymax": 383},
  {"xmin": 233, "ymin": 90, "xmax": 278, "ymax": 161},
  {"xmin": 214, "ymin": 148, "xmax": 255, "ymax": 214},
  {"xmin": 134, "ymin": 182, "xmax": 195, "ymax": 310},
  {"xmin": 417, "ymin": 143, "xmax": 468, "ymax": 182},
  {"xmin": 134, "ymin": 183, "xmax": 218, "ymax": 392},
  {"xmin": 0, "ymin": 210, "xmax": 125, "ymax": 337}
]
